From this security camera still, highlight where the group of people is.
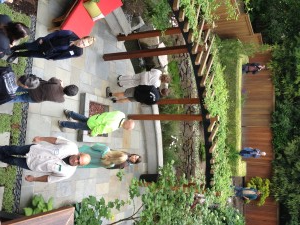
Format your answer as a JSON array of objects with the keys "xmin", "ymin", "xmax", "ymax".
[
  {"xmin": 0, "ymin": 13, "xmax": 164, "ymax": 183},
  {"xmin": 0, "ymin": 11, "xmax": 263, "ymax": 204}
]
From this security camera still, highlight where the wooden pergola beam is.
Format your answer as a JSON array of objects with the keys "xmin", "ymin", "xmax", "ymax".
[
  {"xmin": 116, "ymin": 23, "xmax": 212, "ymax": 42},
  {"xmin": 157, "ymin": 98, "xmax": 199, "ymax": 105},
  {"xmin": 103, "ymin": 45, "xmax": 188, "ymax": 61},
  {"xmin": 128, "ymin": 114, "xmax": 203, "ymax": 121},
  {"xmin": 117, "ymin": 27, "xmax": 182, "ymax": 41}
]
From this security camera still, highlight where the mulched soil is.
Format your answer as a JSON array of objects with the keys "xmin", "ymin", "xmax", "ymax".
[
  {"xmin": 89, "ymin": 102, "xmax": 109, "ymax": 116},
  {"xmin": 9, "ymin": 0, "xmax": 38, "ymax": 16}
]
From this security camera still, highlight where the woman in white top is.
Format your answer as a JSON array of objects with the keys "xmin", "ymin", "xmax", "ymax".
[{"xmin": 117, "ymin": 68, "xmax": 170, "ymax": 88}]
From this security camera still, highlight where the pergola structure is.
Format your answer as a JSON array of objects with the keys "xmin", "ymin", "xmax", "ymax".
[{"xmin": 103, "ymin": 0, "xmax": 220, "ymax": 187}]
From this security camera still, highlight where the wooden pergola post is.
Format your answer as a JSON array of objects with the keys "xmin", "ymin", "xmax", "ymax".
[
  {"xmin": 103, "ymin": 45, "xmax": 188, "ymax": 61},
  {"xmin": 128, "ymin": 114, "xmax": 202, "ymax": 121}
]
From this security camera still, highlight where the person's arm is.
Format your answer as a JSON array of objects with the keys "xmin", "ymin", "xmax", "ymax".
[
  {"xmin": 91, "ymin": 143, "xmax": 110, "ymax": 152},
  {"xmin": 32, "ymin": 136, "xmax": 57, "ymax": 144},
  {"xmin": 25, "ymin": 175, "xmax": 49, "ymax": 182},
  {"xmin": 243, "ymin": 196, "xmax": 249, "ymax": 200},
  {"xmin": 106, "ymin": 162, "xmax": 127, "ymax": 169},
  {"xmin": 42, "ymin": 30, "xmax": 73, "ymax": 42}
]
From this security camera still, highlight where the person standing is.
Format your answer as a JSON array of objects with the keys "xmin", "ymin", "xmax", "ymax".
[
  {"xmin": 8, "ymin": 77, "xmax": 78, "ymax": 103},
  {"xmin": 0, "ymin": 136, "xmax": 91, "ymax": 183},
  {"xmin": 117, "ymin": 68, "xmax": 171, "ymax": 88},
  {"xmin": 7, "ymin": 30, "xmax": 95, "ymax": 62},
  {"xmin": 0, "ymin": 14, "xmax": 30, "ymax": 58},
  {"xmin": 58, "ymin": 110, "xmax": 135, "ymax": 137},
  {"xmin": 242, "ymin": 63, "xmax": 265, "ymax": 75},
  {"xmin": 79, "ymin": 143, "xmax": 141, "ymax": 169},
  {"xmin": 239, "ymin": 147, "xmax": 266, "ymax": 158},
  {"xmin": 234, "ymin": 186, "xmax": 261, "ymax": 200}
]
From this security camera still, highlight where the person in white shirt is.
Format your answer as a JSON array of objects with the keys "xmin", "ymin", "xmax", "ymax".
[
  {"xmin": 117, "ymin": 68, "xmax": 171, "ymax": 88},
  {"xmin": 0, "ymin": 136, "xmax": 91, "ymax": 183}
]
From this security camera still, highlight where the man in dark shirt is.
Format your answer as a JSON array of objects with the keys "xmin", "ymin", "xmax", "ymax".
[
  {"xmin": 6, "ymin": 30, "xmax": 95, "ymax": 62},
  {"xmin": 9, "ymin": 77, "xmax": 78, "ymax": 103}
]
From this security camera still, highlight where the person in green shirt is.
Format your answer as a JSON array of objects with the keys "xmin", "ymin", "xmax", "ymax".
[
  {"xmin": 79, "ymin": 143, "xmax": 142, "ymax": 169},
  {"xmin": 58, "ymin": 109, "xmax": 135, "ymax": 136}
]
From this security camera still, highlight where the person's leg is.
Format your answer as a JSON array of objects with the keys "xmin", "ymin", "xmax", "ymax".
[
  {"xmin": 8, "ymin": 93, "xmax": 35, "ymax": 103},
  {"xmin": 59, "ymin": 121, "xmax": 90, "ymax": 130},
  {"xmin": 112, "ymin": 92, "xmax": 126, "ymax": 98},
  {"xmin": 0, "ymin": 144, "xmax": 32, "ymax": 156},
  {"xmin": 0, "ymin": 155, "xmax": 30, "ymax": 170},
  {"xmin": 68, "ymin": 111, "xmax": 89, "ymax": 122},
  {"xmin": 13, "ymin": 51, "xmax": 46, "ymax": 58},
  {"xmin": 115, "ymin": 98, "xmax": 131, "ymax": 103},
  {"xmin": 16, "ymin": 86, "xmax": 29, "ymax": 93},
  {"xmin": 12, "ymin": 40, "xmax": 40, "ymax": 51}
]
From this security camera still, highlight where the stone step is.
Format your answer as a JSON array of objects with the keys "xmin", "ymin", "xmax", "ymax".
[
  {"xmin": 0, "ymin": 186, "xmax": 4, "ymax": 211},
  {"xmin": 105, "ymin": 7, "xmax": 131, "ymax": 36},
  {"xmin": 0, "ymin": 104, "xmax": 14, "ymax": 115},
  {"xmin": 141, "ymin": 105, "xmax": 163, "ymax": 174}
]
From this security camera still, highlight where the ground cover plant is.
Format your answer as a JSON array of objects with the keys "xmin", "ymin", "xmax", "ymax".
[
  {"xmin": 216, "ymin": 39, "xmax": 268, "ymax": 176},
  {"xmin": 0, "ymin": 4, "xmax": 31, "ymax": 212},
  {"xmin": 74, "ymin": 162, "xmax": 245, "ymax": 225}
]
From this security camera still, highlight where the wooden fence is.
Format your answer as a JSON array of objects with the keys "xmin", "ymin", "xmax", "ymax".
[
  {"xmin": 213, "ymin": 2, "xmax": 278, "ymax": 224},
  {"xmin": 242, "ymin": 53, "xmax": 278, "ymax": 225}
]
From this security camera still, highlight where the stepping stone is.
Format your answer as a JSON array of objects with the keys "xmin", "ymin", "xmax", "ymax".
[
  {"xmin": 0, "ymin": 186, "xmax": 4, "ymax": 211},
  {"xmin": 0, "ymin": 132, "xmax": 10, "ymax": 145},
  {"xmin": 0, "ymin": 132, "xmax": 10, "ymax": 168},
  {"xmin": 0, "ymin": 104, "xmax": 14, "ymax": 115}
]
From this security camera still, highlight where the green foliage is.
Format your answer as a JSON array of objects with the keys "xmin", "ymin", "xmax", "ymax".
[
  {"xmin": 73, "ymin": 163, "xmax": 245, "ymax": 224},
  {"xmin": 143, "ymin": 0, "xmax": 172, "ymax": 31},
  {"xmin": 74, "ymin": 196, "xmax": 127, "ymax": 225},
  {"xmin": 247, "ymin": 0, "xmax": 300, "ymax": 44},
  {"xmin": 0, "ymin": 114, "xmax": 11, "ymax": 133},
  {"xmin": 23, "ymin": 195, "xmax": 54, "ymax": 216},
  {"xmin": 247, "ymin": 177, "xmax": 270, "ymax": 206},
  {"xmin": 272, "ymin": 137, "xmax": 300, "ymax": 224},
  {"xmin": 116, "ymin": 170, "xmax": 125, "ymax": 181},
  {"xmin": 0, "ymin": 166, "xmax": 17, "ymax": 212},
  {"xmin": 160, "ymin": 60, "xmax": 184, "ymax": 164}
]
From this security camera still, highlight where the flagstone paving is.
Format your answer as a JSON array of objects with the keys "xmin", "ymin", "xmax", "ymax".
[{"xmin": 16, "ymin": 1, "xmax": 148, "ymax": 223}]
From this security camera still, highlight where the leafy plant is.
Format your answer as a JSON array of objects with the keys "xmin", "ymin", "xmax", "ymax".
[
  {"xmin": 23, "ymin": 195, "xmax": 54, "ymax": 216},
  {"xmin": 74, "ymin": 162, "xmax": 245, "ymax": 225},
  {"xmin": 246, "ymin": 177, "xmax": 270, "ymax": 206}
]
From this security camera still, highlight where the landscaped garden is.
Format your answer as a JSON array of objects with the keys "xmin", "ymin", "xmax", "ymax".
[
  {"xmin": 1, "ymin": 0, "xmax": 296, "ymax": 224},
  {"xmin": 0, "ymin": 3, "xmax": 32, "ymax": 212}
]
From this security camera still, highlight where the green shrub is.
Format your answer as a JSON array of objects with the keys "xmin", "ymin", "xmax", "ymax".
[
  {"xmin": 246, "ymin": 177, "xmax": 270, "ymax": 206},
  {"xmin": 23, "ymin": 195, "xmax": 54, "ymax": 216}
]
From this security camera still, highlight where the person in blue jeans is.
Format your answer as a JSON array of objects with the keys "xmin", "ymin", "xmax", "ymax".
[
  {"xmin": 234, "ymin": 186, "xmax": 261, "ymax": 200},
  {"xmin": 8, "ymin": 77, "xmax": 78, "ymax": 103},
  {"xmin": 239, "ymin": 147, "xmax": 266, "ymax": 158}
]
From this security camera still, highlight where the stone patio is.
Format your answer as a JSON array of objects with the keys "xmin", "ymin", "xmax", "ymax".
[{"xmin": 11, "ymin": 0, "xmax": 149, "ymax": 223}]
